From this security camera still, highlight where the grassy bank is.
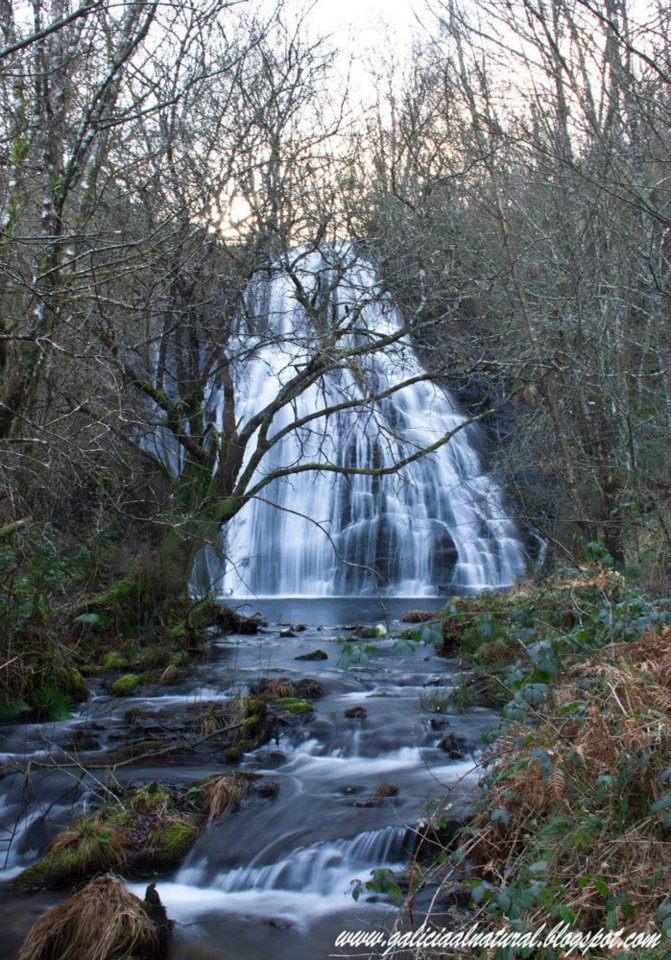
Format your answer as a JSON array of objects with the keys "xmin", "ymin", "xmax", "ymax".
[
  {"xmin": 0, "ymin": 525, "xmax": 262, "ymax": 723},
  {"xmin": 410, "ymin": 561, "xmax": 671, "ymax": 958}
]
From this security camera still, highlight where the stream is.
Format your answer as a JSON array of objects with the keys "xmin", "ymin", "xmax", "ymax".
[{"xmin": 0, "ymin": 598, "xmax": 495, "ymax": 960}]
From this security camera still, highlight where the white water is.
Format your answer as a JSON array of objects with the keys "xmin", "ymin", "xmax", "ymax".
[
  {"xmin": 129, "ymin": 825, "xmax": 411, "ymax": 929},
  {"xmin": 196, "ymin": 244, "xmax": 527, "ymax": 598}
]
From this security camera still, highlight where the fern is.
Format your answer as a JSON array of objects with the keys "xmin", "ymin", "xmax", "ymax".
[
  {"xmin": 31, "ymin": 684, "xmax": 73, "ymax": 722},
  {"xmin": 0, "ymin": 698, "xmax": 30, "ymax": 723}
]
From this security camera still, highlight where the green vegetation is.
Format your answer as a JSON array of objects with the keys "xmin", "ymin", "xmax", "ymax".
[
  {"xmin": 110, "ymin": 673, "xmax": 140, "ymax": 696},
  {"xmin": 13, "ymin": 775, "xmax": 275, "ymax": 890},
  {"xmin": 273, "ymin": 697, "xmax": 313, "ymax": 715},
  {"xmin": 409, "ymin": 560, "xmax": 671, "ymax": 957},
  {"xmin": 0, "ymin": 524, "xmax": 261, "ymax": 724}
]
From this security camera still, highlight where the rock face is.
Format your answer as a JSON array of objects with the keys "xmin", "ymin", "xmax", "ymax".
[{"xmin": 17, "ymin": 874, "xmax": 167, "ymax": 960}]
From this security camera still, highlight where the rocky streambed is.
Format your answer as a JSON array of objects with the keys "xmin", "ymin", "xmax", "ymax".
[{"xmin": 0, "ymin": 598, "xmax": 495, "ymax": 960}]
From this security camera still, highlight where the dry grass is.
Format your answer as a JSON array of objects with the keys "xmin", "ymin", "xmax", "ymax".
[
  {"xmin": 294, "ymin": 678, "xmax": 326, "ymax": 698},
  {"xmin": 401, "ymin": 609, "xmax": 441, "ymax": 623},
  {"xmin": 264, "ymin": 678, "xmax": 295, "ymax": 699},
  {"xmin": 253, "ymin": 677, "xmax": 327, "ymax": 700},
  {"xmin": 356, "ymin": 782, "xmax": 400, "ymax": 808},
  {"xmin": 18, "ymin": 874, "xmax": 159, "ymax": 960},
  {"xmin": 459, "ymin": 626, "xmax": 671, "ymax": 930},
  {"xmin": 202, "ymin": 773, "xmax": 249, "ymax": 822},
  {"xmin": 44, "ymin": 811, "xmax": 127, "ymax": 876}
]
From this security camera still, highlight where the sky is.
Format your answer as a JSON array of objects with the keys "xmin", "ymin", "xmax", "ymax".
[
  {"xmin": 297, "ymin": 0, "xmax": 428, "ymax": 103},
  {"xmin": 305, "ymin": 0, "xmax": 422, "ymax": 44}
]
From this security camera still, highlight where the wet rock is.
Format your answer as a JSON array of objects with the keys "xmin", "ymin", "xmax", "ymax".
[
  {"xmin": 253, "ymin": 750, "xmax": 288, "ymax": 768},
  {"xmin": 280, "ymin": 629, "xmax": 297, "ymax": 638},
  {"xmin": 429, "ymin": 717, "xmax": 450, "ymax": 730},
  {"xmin": 144, "ymin": 883, "xmax": 174, "ymax": 958},
  {"xmin": 250, "ymin": 677, "xmax": 326, "ymax": 700},
  {"xmin": 438, "ymin": 733, "xmax": 471, "ymax": 759},
  {"xmin": 295, "ymin": 624, "xmax": 307, "ymax": 632},
  {"xmin": 124, "ymin": 707, "xmax": 154, "ymax": 724},
  {"xmin": 294, "ymin": 649, "xmax": 327, "ymax": 661},
  {"xmin": 62, "ymin": 725, "xmax": 104, "ymax": 752},
  {"xmin": 344, "ymin": 706, "xmax": 367, "ymax": 719},
  {"xmin": 264, "ymin": 917, "xmax": 292, "ymax": 930},
  {"xmin": 159, "ymin": 665, "xmax": 180, "ymax": 684},
  {"xmin": 355, "ymin": 782, "xmax": 399, "ymax": 807},
  {"xmin": 293, "ymin": 678, "xmax": 327, "ymax": 698},
  {"xmin": 255, "ymin": 778, "xmax": 280, "ymax": 799}
]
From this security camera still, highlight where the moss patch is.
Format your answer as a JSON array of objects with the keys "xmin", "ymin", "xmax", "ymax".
[
  {"xmin": 110, "ymin": 673, "xmax": 140, "ymax": 696},
  {"xmin": 102, "ymin": 650, "xmax": 129, "ymax": 670},
  {"xmin": 273, "ymin": 697, "xmax": 313, "ymax": 715},
  {"xmin": 14, "ymin": 784, "xmax": 195, "ymax": 888}
]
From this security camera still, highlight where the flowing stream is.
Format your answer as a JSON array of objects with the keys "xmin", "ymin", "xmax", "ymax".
[
  {"xmin": 0, "ymin": 599, "xmax": 497, "ymax": 960},
  {"xmin": 0, "ymin": 246, "xmax": 528, "ymax": 957}
]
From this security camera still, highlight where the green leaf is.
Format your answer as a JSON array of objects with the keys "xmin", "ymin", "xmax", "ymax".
[
  {"xmin": 73, "ymin": 612, "xmax": 102, "ymax": 626},
  {"xmin": 650, "ymin": 793, "xmax": 671, "ymax": 814},
  {"xmin": 656, "ymin": 902, "xmax": 671, "ymax": 921},
  {"xmin": 420, "ymin": 624, "xmax": 442, "ymax": 646},
  {"xmin": 0, "ymin": 698, "xmax": 31, "ymax": 723},
  {"xmin": 490, "ymin": 807, "xmax": 510, "ymax": 826}
]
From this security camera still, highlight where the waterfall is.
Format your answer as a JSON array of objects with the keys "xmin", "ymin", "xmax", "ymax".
[
  {"xmin": 197, "ymin": 243, "xmax": 528, "ymax": 598},
  {"xmin": 176, "ymin": 825, "xmax": 411, "ymax": 896}
]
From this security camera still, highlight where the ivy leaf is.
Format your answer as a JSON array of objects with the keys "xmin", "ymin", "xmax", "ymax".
[
  {"xmin": 650, "ymin": 793, "xmax": 671, "ymax": 814},
  {"xmin": 490, "ymin": 807, "xmax": 510, "ymax": 826}
]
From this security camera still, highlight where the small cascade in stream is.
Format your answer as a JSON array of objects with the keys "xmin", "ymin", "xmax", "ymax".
[
  {"xmin": 176, "ymin": 825, "xmax": 411, "ymax": 898},
  {"xmin": 193, "ymin": 243, "xmax": 528, "ymax": 598}
]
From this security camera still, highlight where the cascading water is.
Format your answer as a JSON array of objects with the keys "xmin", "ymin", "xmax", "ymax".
[
  {"xmin": 178, "ymin": 825, "xmax": 410, "ymax": 897},
  {"xmin": 195, "ymin": 243, "xmax": 528, "ymax": 598}
]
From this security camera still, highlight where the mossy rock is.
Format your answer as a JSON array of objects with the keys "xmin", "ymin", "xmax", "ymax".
[
  {"xmin": 111, "ymin": 673, "xmax": 140, "ymax": 696},
  {"xmin": 77, "ymin": 663, "xmax": 100, "ymax": 677},
  {"xmin": 224, "ymin": 738, "xmax": 260, "ymax": 763},
  {"xmin": 294, "ymin": 649, "xmax": 328, "ymax": 661},
  {"xmin": 15, "ymin": 786, "xmax": 201, "ymax": 889},
  {"xmin": 75, "ymin": 579, "xmax": 141, "ymax": 615},
  {"xmin": 136, "ymin": 816, "xmax": 199, "ymax": 872},
  {"xmin": 241, "ymin": 713, "xmax": 265, "ymax": 736},
  {"xmin": 14, "ymin": 813, "xmax": 126, "ymax": 889},
  {"xmin": 273, "ymin": 697, "xmax": 313, "ymax": 715},
  {"xmin": 102, "ymin": 650, "xmax": 130, "ymax": 670},
  {"xmin": 53, "ymin": 667, "xmax": 89, "ymax": 703},
  {"xmin": 106, "ymin": 739, "xmax": 164, "ymax": 763}
]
